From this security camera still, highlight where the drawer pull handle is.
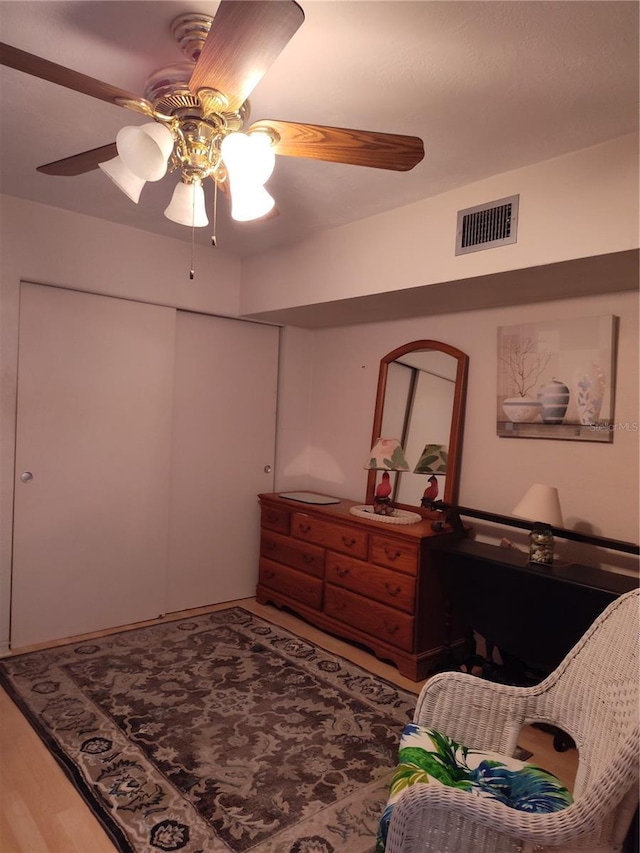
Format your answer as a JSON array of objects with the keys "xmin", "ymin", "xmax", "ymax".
[
  {"xmin": 384, "ymin": 547, "xmax": 402, "ymax": 561},
  {"xmin": 303, "ymin": 554, "xmax": 315, "ymax": 565},
  {"xmin": 342, "ymin": 536, "xmax": 357, "ymax": 548},
  {"xmin": 267, "ymin": 513, "xmax": 279, "ymax": 523},
  {"xmin": 265, "ymin": 542, "xmax": 276, "ymax": 551},
  {"xmin": 336, "ymin": 567, "xmax": 350, "ymax": 578},
  {"xmin": 298, "ymin": 522, "xmax": 311, "ymax": 535},
  {"xmin": 384, "ymin": 622, "xmax": 400, "ymax": 636},
  {"xmin": 385, "ymin": 583, "xmax": 402, "ymax": 596},
  {"xmin": 264, "ymin": 570, "xmax": 275, "ymax": 580}
]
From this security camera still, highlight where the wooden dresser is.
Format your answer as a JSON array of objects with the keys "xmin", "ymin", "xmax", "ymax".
[{"xmin": 256, "ymin": 492, "xmax": 459, "ymax": 680}]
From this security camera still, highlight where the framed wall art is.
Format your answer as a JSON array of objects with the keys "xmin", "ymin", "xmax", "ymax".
[{"xmin": 497, "ymin": 315, "xmax": 617, "ymax": 442}]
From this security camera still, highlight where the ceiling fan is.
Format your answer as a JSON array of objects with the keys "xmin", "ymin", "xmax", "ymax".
[{"xmin": 0, "ymin": 0, "xmax": 425, "ymax": 236}]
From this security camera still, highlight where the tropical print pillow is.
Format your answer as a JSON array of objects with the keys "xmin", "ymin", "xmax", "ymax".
[{"xmin": 376, "ymin": 722, "xmax": 573, "ymax": 852}]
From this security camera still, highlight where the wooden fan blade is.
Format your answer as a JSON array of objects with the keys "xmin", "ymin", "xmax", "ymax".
[
  {"xmin": 249, "ymin": 120, "xmax": 425, "ymax": 171},
  {"xmin": 37, "ymin": 143, "xmax": 117, "ymax": 176},
  {"xmin": 189, "ymin": 1, "xmax": 304, "ymax": 112},
  {"xmin": 0, "ymin": 43, "xmax": 153, "ymax": 114}
]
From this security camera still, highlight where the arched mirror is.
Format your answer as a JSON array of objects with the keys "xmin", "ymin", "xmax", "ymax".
[{"xmin": 366, "ymin": 340, "xmax": 469, "ymax": 514}]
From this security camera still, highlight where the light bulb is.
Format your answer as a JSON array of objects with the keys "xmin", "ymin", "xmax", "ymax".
[
  {"xmin": 230, "ymin": 185, "xmax": 275, "ymax": 222},
  {"xmin": 221, "ymin": 132, "xmax": 275, "ymax": 187}
]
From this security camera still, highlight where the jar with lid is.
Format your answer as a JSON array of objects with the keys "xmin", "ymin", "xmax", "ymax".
[{"xmin": 529, "ymin": 523, "xmax": 554, "ymax": 566}]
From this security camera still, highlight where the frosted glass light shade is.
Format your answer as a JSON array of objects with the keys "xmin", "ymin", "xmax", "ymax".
[
  {"xmin": 98, "ymin": 155, "xmax": 146, "ymax": 203},
  {"xmin": 221, "ymin": 132, "xmax": 276, "ymax": 221},
  {"xmin": 230, "ymin": 186, "xmax": 275, "ymax": 222},
  {"xmin": 512, "ymin": 484, "xmax": 564, "ymax": 527},
  {"xmin": 164, "ymin": 180, "xmax": 209, "ymax": 227},
  {"xmin": 116, "ymin": 122, "xmax": 174, "ymax": 182},
  {"xmin": 220, "ymin": 132, "xmax": 275, "ymax": 186},
  {"xmin": 365, "ymin": 438, "xmax": 410, "ymax": 471}
]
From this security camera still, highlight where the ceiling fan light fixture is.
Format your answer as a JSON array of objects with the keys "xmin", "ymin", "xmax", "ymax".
[
  {"xmin": 98, "ymin": 155, "xmax": 146, "ymax": 203},
  {"xmin": 220, "ymin": 132, "xmax": 275, "ymax": 187},
  {"xmin": 116, "ymin": 122, "xmax": 174, "ymax": 182},
  {"xmin": 164, "ymin": 179, "xmax": 209, "ymax": 227},
  {"xmin": 230, "ymin": 185, "xmax": 275, "ymax": 222}
]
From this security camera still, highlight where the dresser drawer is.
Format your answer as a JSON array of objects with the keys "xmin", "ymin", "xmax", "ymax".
[
  {"xmin": 326, "ymin": 553, "xmax": 415, "ymax": 614},
  {"xmin": 260, "ymin": 530, "xmax": 324, "ymax": 578},
  {"xmin": 261, "ymin": 505, "xmax": 290, "ymax": 535},
  {"xmin": 371, "ymin": 535, "xmax": 419, "ymax": 575},
  {"xmin": 325, "ymin": 584, "xmax": 414, "ymax": 652},
  {"xmin": 292, "ymin": 513, "xmax": 368, "ymax": 559},
  {"xmin": 259, "ymin": 558, "xmax": 323, "ymax": 609}
]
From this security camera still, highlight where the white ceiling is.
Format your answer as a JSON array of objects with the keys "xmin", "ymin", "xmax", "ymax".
[{"xmin": 1, "ymin": 1, "xmax": 638, "ymax": 259}]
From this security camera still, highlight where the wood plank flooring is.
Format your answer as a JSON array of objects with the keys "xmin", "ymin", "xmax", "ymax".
[{"xmin": 0, "ymin": 597, "xmax": 578, "ymax": 853}]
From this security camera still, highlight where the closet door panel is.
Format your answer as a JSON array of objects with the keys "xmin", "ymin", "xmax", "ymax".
[
  {"xmin": 11, "ymin": 283, "xmax": 175, "ymax": 648},
  {"xmin": 167, "ymin": 313, "xmax": 278, "ymax": 611}
]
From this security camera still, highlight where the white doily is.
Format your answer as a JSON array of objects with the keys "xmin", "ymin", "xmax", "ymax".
[{"xmin": 349, "ymin": 505, "xmax": 422, "ymax": 525}]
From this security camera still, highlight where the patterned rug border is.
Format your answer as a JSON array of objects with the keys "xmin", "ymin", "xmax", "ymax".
[
  {"xmin": 0, "ymin": 606, "xmax": 419, "ymax": 853},
  {"xmin": 1, "ymin": 660, "xmax": 132, "ymax": 851}
]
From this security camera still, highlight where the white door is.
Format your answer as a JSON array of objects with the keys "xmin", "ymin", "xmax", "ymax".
[
  {"xmin": 166, "ymin": 312, "xmax": 279, "ymax": 612},
  {"xmin": 11, "ymin": 283, "xmax": 176, "ymax": 648}
]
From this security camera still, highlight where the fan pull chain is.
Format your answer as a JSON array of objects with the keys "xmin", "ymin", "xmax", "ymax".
[
  {"xmin": 189, "ymin": 185, "xmax": 196, "ymax": 280},
  {"xmin": 211, "ymin": 181, "xmax": 218, "ymax": 247}
]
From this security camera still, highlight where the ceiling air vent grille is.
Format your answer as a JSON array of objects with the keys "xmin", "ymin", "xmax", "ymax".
[{"xmin": 455, "ymin": 194, "xmax": 519, "ymax": 255}]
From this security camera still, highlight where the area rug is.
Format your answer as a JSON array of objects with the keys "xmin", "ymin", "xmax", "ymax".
[{"xmin": 0, "ymin": 607, "xmax": 418, "ymax": 853}]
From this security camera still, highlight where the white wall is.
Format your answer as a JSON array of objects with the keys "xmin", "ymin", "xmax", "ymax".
[
  {"xmin": 241, "ymin": 134, "xmax": 639, "ymax": 316},
  {"xmin": 2, "ymin": 131, "xmax": 638, "ymax": 649},
  {"xmin": 274, "ymin": 290, "xmax": 639, "ymax": 570},
  {"xmin": 0, "ymin": 196, "xmax": 242, "ymax": 650}
]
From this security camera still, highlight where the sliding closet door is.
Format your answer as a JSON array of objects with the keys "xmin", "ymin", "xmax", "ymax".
[
  {"xmin": 11, "ymin": 283, "xmax": 175, "ymax": 648},
  {"xmin": 166, "ymin": 312, "xmax": 278, "ymax": 612}
]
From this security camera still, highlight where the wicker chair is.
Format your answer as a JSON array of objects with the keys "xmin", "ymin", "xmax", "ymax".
[{"xmin": 385, "ymin": 587, "xmax": 639, "ymax": 853}]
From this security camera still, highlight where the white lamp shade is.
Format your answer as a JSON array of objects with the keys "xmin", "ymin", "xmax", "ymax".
[
  {"xmin": 164, "ymin": 180, "xmax": 209, "ymax": 227},
  {"xmin": 364, "ymin": 438, "xmax": 410, "ymax": 471},
  {"xmin": 220, "ymin": 132, "xmax": 275, "ymax": 187},
  {"xmin": 512, "ymin": 484, "xmax": 564, "ymax": 527},
  {"xmin": 116, "ymin": 122, "xmax": 174, "ymax": 182},
  {"xmin": 98, "ymin": 155, "xmax": 146, "ymax": 203},
  {"xmin": 230, "ymin": 185, "xmax": 275, "ymax": 222}
]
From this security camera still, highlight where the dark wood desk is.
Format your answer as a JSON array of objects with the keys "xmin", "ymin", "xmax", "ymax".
[{"xmin": 433, "ymin": 539, "xmax": 639, "ymax": 677}]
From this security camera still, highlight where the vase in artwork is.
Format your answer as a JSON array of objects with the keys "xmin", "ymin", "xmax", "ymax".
[
  {"xmin": 574, "ymin": 364, "xmax": 606, "ymax": 425},
  {"xmin": 501, "ymin": 396, "xmax": 542, "ymax": 423},
  {"xmin": 538, "ymin": 379, "xmax": 570, "ymax": 424}
]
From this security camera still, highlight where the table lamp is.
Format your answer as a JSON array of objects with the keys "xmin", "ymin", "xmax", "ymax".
[
  {"xmin": 364, "ymin": 438, "xmax": 410, "ymax": 515},
  {"xmin": 413, "ymin": 444, "xmax": 448, "ymax": 509},
  {"xmin": 512, "ymin": 484, "xmax": 564, "ymax": 566}
]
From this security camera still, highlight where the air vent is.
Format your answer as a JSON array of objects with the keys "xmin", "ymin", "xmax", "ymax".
[{"xmin": 455, "ymin": 194, "xmax": 519, "ymax": 255}]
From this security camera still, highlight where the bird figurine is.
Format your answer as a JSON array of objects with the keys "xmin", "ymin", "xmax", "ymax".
[
  {"xmin": 420, "ymin": 475, "xmax": 439, "ymax": 508},
  {"xmin": 373, "ymin": 471, "xmax": 394, "ymax": 515},
  {"xmin": 375, "ymin": 471, "xmax": 392, "ymax": 499}
]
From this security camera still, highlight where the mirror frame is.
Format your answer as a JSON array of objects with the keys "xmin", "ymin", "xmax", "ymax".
[{"xmin": 366, "ymin": 340, "xmax": 469, "ymax": 515}]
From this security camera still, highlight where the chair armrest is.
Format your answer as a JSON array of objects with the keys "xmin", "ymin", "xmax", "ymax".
[
  {"xmin": 386, "ymin": 727, "xmax": 639, "ymax": 852},
  {"xmin": 386, "ymin": 781, "xmax": 623, "ymax": 852},
  {"xmin": 414, "ymin": 671, "xmax": 534, "ymax": 754}
]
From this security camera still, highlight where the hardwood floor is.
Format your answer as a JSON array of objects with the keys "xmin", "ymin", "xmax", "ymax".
[{"xmin": 0, "ymin": 597, "xmax": 578, "ymax": 853}]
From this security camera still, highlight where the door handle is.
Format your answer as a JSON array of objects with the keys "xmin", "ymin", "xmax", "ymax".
[{"xmin": 20, "ymin": 471, "xmax": 34, "ymax": 483}]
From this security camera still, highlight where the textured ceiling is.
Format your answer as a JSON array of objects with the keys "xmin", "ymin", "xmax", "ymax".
[{"xmin": 1, "ymin": 1, "xmax": 638, "ymax": 258}]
